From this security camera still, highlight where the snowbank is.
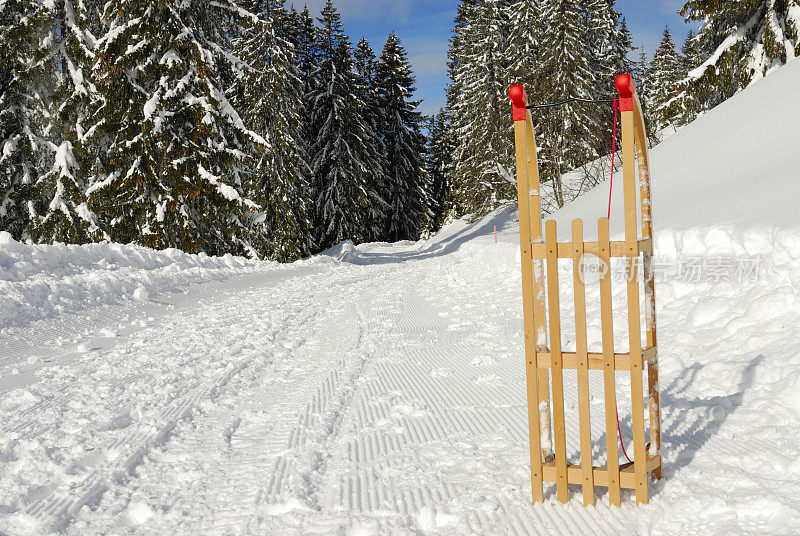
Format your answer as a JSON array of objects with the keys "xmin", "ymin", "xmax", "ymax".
[{"xmin": 0, "ymin": 232, "xmax": 278, "ymax": 329}]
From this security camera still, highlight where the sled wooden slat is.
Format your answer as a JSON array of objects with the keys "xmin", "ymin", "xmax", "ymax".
[
  {"xmin": 512, "ymin": 107, "xmax": 544, "ymax": 503},
  {"xmin": 530, "ymin": 239, "xmax": 652, "ymax": 259},
  {"xmin": 646, "ymin": 343, "xmax": 662, "ymax": 478},
  {"xmin": 525, "ymin": 109, "xmax": 553, "ymax": 464},
  {"xmin": 542, "ymin": 455, "xmax": 661, "ymax": 489},
  {"xmin": 545, "ymin": 220, "xmax": 568, "ymax": 503},
  {"xmin": 634, "ymin": 94, "xmax": 662, "ymax": 478},
  {"xmin": 598, "ymin": 217, "xmax": 621, "ymax": 506},
  {"xmin": 621, "ymin": 103, "xmax": 648, "ymax": 505},
  {"xmin": 572, "ymin": 219, "xmax": 594, "ymax": 505},
  {"xmin": 634, "ymin": 93, "xmax": 654, "ymax": 243},
  {"xmin": 534, "ymin": 346, "xmax": 656, "ymax": 370}
]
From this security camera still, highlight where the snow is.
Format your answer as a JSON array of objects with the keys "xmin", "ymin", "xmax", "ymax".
[
  {"xmin": 142, "ymin": 89, "xmax": 160, "ymax": 121},
  {"xmin": 132, "ymin": 286, "xmax": 149, "ymax": 301},
  {"xmin": 0, "ymin": 233, "xmax": 279, "ymax": 329},
  {"xmin": 158, "ymin": 50, "xmax": 180, "ymax": 67},
  {"xmin": 560, "ymin": 56, "xmax": 800, "ymax": 235},
  {"xmin": 198, "ymin": 163, "xmax": 243, "ymax": 203},
  {"xmin": 53, "ymin": 141, "xmax": 76, "ymax": 179},
  {"xmin": 1, "ymin": 60, "xmax": 800, "ymax": 535}
]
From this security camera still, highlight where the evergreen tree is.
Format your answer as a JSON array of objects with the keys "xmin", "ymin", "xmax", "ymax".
[
  {"xmin": 647, "ymin": 26, "xmax": 682, "ymax": 130},
  {"xmin": 634, "ymin": 48, "xmax": 649, "ymax": 93},
  {"xmin": 441, "ymin": 0, "xmax": 473, "ymax": 220},
  {"xmin": 585, "ymin": 0, "xmax": 631, "ymax": 160},
  {"xmin": 679, "ymin": 0, "xmax": 800, "ymax": 120},
  {"xmin": 376, "ymin": 32, "xmax": 430, "ymax": 241},
  {"xmin": 231, "ymin": 0, "xmax": 313, "ymax": 262},
  {"xmin": 287, "ymin": 6, "xmax": 318, "ymax": 174},
  {"xmin": 614, "ymin": 15, "xmax": 635, "ymax": 74},
  {"xmin": 354, "ymin": 38, "xmax": 379, "ymax": 94},
  {"xmin": 444, "ymin": 0, "xmax": 637, "ymax": 217},
  {"xmin": 0, "ymin": 0, "xmax": 48, "ymax": 239},
  {"xmin": 680, "ymin": 29, "xmax": 703, "ymax": 75},
  {"xmin": 448, "ymin": 0, "xmax": 515, "ymax": 218},
  {"xmin": 633, "ymin": 47, "xmax": 655, "ymax": 138},
  {"xmin": 426, "ymin": 111, "xmax": 452, "ymax": 230},
  {"xmin": 587, "ymin": 0, "xmax": 620, "ymax": 88},
  {"xmin": 505, "ymin": 0, "xmax": 543, "ymax": 85},
  {"xmin": 89, "ymin": 0, "xmax": 262, "ymax": 256},
  {"xmin": 677, "ymin": 29, "xmax": 703, "ymax": 124},
  {"xmin": 538, "ymin": 0, "xmax": 602, "ymax": 208},
  {"xmin": 354, "ymin": 37, "xmax": 390, "ymax": 242},
  {"xmin": 30, "ymin": 0, "xmax": 104, "ymax": 244},
  {"xmin": 444, "ymin": 0, "xmax": 478, "ymax": 115},
  {"xmin": 309, "ymin": 1, "xmax": 382, "ymax": 248}
]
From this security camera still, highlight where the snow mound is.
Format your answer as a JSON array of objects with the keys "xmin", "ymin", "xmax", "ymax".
[{"xmin": 0, "ymin": 235, "xmax": 277, "ymax": 329}]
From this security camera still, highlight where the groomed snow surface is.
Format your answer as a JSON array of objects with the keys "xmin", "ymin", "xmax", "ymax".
[{"xmin": 1, "ymin": 60, "xmax": 799, "ymax": 535}]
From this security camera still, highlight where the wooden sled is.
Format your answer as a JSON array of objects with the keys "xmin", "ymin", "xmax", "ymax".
[{"xmin": 508, "ymin": 74, "xmax": 662, "ymax": 507}]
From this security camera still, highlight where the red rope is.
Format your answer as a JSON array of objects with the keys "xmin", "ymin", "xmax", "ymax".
[
  {"xmin": 616, "ymin": 404, "xmax": 633, "ymax": 464},
  {"xmin": 607, "ymin": 97, "xmax": 633, "ymax": 464}
]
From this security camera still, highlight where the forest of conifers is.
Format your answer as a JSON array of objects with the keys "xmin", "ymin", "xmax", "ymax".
[{"xmin": 1, "ymin": 0, "xmax": 797, "ymax": 260}]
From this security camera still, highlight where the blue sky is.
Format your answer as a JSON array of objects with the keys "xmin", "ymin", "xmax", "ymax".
[{"xmin": 296, "ymin": 0, "xmax": 698, "ymax": 116}]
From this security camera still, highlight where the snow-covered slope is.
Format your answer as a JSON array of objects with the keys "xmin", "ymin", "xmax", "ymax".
[
  {"xmin": 557, "ymin": 55, "xmax": 800, "ymax": 234},
  {"xmin": 0, "ymin": 61, "xmax": 799, "ymax": 535}
]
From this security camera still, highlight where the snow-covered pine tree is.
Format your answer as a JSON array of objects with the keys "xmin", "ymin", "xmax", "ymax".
[
  {"xmin": 586, "ymin": 0, "xmax": 620, "ymax": 89},
  {"xmin": 441, "ymin": 0, "xmax": 474, "ymax": 221},
  {"xmin": 584, "ymin": 0, "xmax": 630, "ymax": 159},
  {"xmin": 354, "ymin": 37, "xmax": 390, "ymax": 243},
  {"xmin": 354, "ymin": 39, "xmax": 379, "ymax": 108},
  {"xmin": 309, "ymin": 1, "xmax": 382, "ymax": 248},
  {"xmin": 30, "ymin": 0, "xmax": 104, "ymax": 244},
  {"xmin": 88, "ymin": 0, "xmax": 263, "ymax": 256},
  {"xmin": 538, "ymin": 0, "xmax": 602, "ymax": 208},
  {"xmin": 647, "ymin": 26, "xmax": 682, "ymax": 131},
  {"xmin": 230, "ymin": 0, "xmax": 313, "ymax": 262},
  {"xmin": 679, "ymin": 0, "xmax": 800, "ymax": 118},
  {"xmin": 680, "ymin": 29, "xmax": 703, "ymax": 75},
  {"xmin": 615, "ymin": 16, "xmax": 635, "ymax": 74},
  {"xmin": 426, "ymin": 111, "xmax": 452, "ymax": 231},
  {"xmin": 444, "ymin": 0, "xmax": 478, "ymax": 116},
  {"xmin": 633, "ymin": 47, "xmax": 658, "ymax": 142},
  {"xmin": 286, "ymin": 6, "xmax": 318, "ymax": 178},
  {"xmin": 505, "ymin": 0, "xmax": 543, "ymax": 85},
  {"xmin": 376, "ymin": 32, "xmax": 430, "ymax": 242},
  {"xmin": 677, "ymin": 29, "xmax": 703, "ymax": 125},
  {"xmin": 614, "ymin": 16, "xmax": 637, "ymax": 68},
  {"xmin": 448, "ymin": 0, "xmax": 516, "ymax": 218},
  {"xmin": 0, "ymin": 0, "xmax": 48, "ymax": 240},
  {"xmin": 634, "ymin": 48, "xmax": 649, "ymax": 92}
]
